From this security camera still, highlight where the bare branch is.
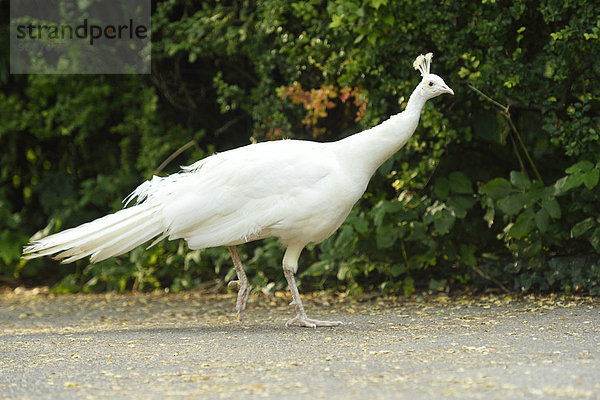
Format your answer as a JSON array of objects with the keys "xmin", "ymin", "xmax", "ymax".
[{"xmin": 154, "ymin": 140, "xmax": 199, "ymax": 175}]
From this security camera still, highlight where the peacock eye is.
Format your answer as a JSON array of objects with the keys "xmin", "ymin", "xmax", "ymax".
[{"xmin": 428, "ymin": 81, "xmax": 434, "ymax": 87}]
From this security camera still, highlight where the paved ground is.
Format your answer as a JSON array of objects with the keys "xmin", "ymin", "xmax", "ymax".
[{"xmin": 0, "ymin": 288, "xmax": 599, "ymax": 399}]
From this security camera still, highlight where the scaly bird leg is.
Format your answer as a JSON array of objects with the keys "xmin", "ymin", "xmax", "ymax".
[
  {"xmin": 283, "ymin": 260, "xmax": 342, "ymax": 328},
  {"xmin": 227, "ymin": 246, "xmax": 250, "ymax": 321}
]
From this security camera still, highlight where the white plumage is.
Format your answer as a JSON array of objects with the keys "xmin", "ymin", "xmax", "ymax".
[{"xmin": 23, "ymin": 53, "xmax": 453, "ymax": 327}]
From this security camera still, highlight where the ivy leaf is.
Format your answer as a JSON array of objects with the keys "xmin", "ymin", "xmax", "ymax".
[{"xmin": 482, "ymin": 177, "xmax": 512, "ymax": 199}]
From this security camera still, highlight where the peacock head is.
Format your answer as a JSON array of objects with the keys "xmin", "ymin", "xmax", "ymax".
[{"xmin": 413, "ymin": 53, "xmax": 454, "ymax": 99}]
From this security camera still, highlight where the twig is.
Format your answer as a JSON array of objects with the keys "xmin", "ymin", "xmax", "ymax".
[
  {"xmin": 214, "ymin": 114, "xmax": 246, "ymax": 136},
  {"xmin": 154, "ymin": 140, "xmax": 199, "ymax": 175},
  {"xmin": 471, "ymin": 264, "xmax": 510, "ymax": 294},
  {"xmin": 505, "ymin": 114, "xmax": 544, "ymax": 184},
  {"xmin": 467, "ymin": 84, "xmax": 544, "ymax": 184},
  {"xmin": 468, "ymin": 84, "xmax": 508, "ymax": 112}
]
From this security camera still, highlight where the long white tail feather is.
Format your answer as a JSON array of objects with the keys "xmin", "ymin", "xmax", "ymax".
[
  {"xmin": 88, "ymin": 219, "xmax": 165, "ymax": 263},
  {"xmin": 22, "ymin": 203, "xmax": 163, "ymax": 263},
  {"xmin": 146, "ymin": 231, "xmax": 170, "ymax": 250},
  {"xmin": 22, "ymin": 205, "xmax": 150, "ymax": 257},
  {"xmin": 54, "ymin": 215, "xmax": 160, "ymax": 263},
  {"xmin": 41, "ymin": 207, "xmax": 155, "ymax": 258}
]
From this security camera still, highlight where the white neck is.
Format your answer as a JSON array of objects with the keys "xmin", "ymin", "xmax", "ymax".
[{"xmin": 334, "ymin": 85, "xmax": 427, "ymax": 183}]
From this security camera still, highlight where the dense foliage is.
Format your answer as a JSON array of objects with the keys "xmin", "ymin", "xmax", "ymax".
[{"xmin": 1, "ymin": 0, "xmax": 599, "ymax": 295}]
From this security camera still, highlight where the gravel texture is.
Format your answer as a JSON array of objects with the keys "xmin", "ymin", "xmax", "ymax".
[{"xmin": 1, "ymin": 288, "xmax": 599, "ymax": 399}]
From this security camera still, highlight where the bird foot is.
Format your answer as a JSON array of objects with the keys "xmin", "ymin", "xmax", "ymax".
[
  {"xmin": 285, "ymin": 315, "xmax": 343, "ymax": 328},
  {"xmin": 228, "ymin": 279, "xmax": 250, "ymax": 321}
]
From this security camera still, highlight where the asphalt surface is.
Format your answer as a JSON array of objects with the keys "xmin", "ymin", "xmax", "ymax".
[{"xmin": 1, "ymin": 288, "xmax": 599, "ymax": 399}]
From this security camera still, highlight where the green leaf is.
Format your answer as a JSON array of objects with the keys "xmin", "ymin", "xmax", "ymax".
[
  {"xmin": 589, "ymin": 228, "xmax": 600, "ymax": 252},
  {"xmin": 565, "ymin": 160, "xmax": 593, "ymax": 174},
  {"xmin": 582, "ymin": 168, "xmax": 599, "ymax": 190},
  {"xmin": 534, "ymin": 209, "xmax": 550, "ymax": 233},
  {"xmin": 509, "ymin": 212, "xmax": 535, "ymax": 239},
  {"xmin": 372, "ymin": 200, "xmax": 404, "ymax": 227},
  {"xmin": 367, "ymin": 33, "xmax": 378, "ymax": 45},
  {"xmin": 369, "ymin": 0, "xmax": 388, "ymax": 9},
  {"xmin": 423, "ymin": 201, "xmax": 444, "ymax": 225},
  {"xmin": 482, "ymin": 177, "xmax": 512, "ymax": 199},
  {"xmin": 510, "ymin": 171, "xmax": 531, "ymax": 189},
  {"xmin": 562, "ymin": 173, "xmax": 585, "ymax": 191},
  {"xmin": 458, "ymin": 66, "xmax": 470, "ymax": 79},
  {"xmin": 329, "ymin": 15, "xmax": 343, "ymax": 29},
  {"xmin": 541, "ymin": 197, "xmax": 561, "ymax": 218},
  {"xmin": 353, "ymin": 34, "xmax": 365, "ymax": 44},
  {"xmin": 553, "ymin": 176, "xmax": 568, "ymax": 195},
  {"xmin": 390, "ymin": 263, "xmax": 405, "ymax": 278},
  {"xmin": 433, "ymin": 177, "xmax": 450, "ymax": 200},
  {"xmin": 406, "ymin": 221, "xmax": 428, "ymax": 241},
  {"xmin": 428, "ymin": 278, "xmax": 447, "ymax": 291},
  {"xmin": 447, "ymin": 195, "xmax": 476, "ymax": 219},
  {"xmin": 334, "ymin": 225, "xmax": 354, "ymax": 248},
  {"xmin": 460, "ymin": 244, "xmax": 477, "ymax": 266},
  {"xmin": 433, "ymin": 209, "xmax": 455, "ymax": 235},
  {"xmin": 336, "ymin": 264, "xmax": 348, "ymax": 280},
  {"xmin": 497, "ymin": 194, "xmax": 525, "ymax": 215},
  {"xmin": 449, "ymin": 172, "xmax": 472, "ymax": 194},
  {"xmin": 571, "ymin": 217, "xmax": 595, "ymax": 238},
  {"xmin": 302, "ymin": 261, "xmax": 329, "ymax": 277},
  {"xmin": 350, "ymin": 216, "xmax": 369, "ymax": 235},
  {"xmin": 376, "ymin": 223, "xmax": 397, "ymax": 249}
]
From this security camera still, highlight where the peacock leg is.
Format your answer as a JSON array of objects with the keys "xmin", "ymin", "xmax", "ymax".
[
  {"xmin": 227, "ymin": 246, "xmax": 250, "ymax": 321},
  {"xmin": 282, "ymin": 245, "xmax": 343, "ymax": 328}
]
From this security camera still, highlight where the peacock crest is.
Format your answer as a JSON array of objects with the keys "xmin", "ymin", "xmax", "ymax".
[{"xmin": 413, "ymin": 52, "xmax": 433, "ymax": 76}]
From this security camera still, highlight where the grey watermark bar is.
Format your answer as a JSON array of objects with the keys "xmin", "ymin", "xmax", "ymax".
[{"xmin": 10, "ymin": 0, "xmax": 151, "ymax": 74}]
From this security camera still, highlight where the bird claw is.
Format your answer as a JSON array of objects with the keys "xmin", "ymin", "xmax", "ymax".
[{"xmin": 285, "ymin": 315, "xmax": 343, "ymax": 328}]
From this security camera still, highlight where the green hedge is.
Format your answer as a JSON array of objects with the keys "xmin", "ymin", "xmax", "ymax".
[{"xmin": 1, "ymin": 0, "xmax": 599, "ymax": 295}]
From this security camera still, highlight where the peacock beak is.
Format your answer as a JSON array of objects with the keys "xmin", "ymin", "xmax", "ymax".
[{"xmin": 443, "ymin": 85, "xmax": 454, "ymax": 95}]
